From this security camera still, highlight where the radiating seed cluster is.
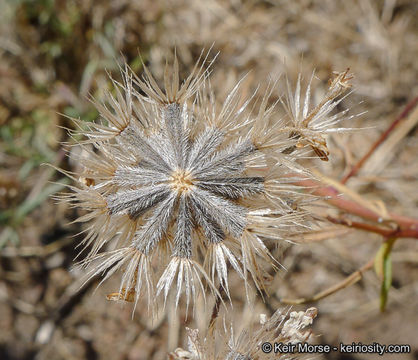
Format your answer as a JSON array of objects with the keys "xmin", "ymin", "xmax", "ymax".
[
  {"xmin": 61, "ymin": 51, "xmax": 352, "ymax": 312},
  {"xmin": 169, "ymin": 307, "xmax": 318, "ymax": 359}
]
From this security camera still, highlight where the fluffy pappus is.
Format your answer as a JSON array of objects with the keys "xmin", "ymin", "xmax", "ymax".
[
  {"xmin": 169, "ymin": 307, "xmax": 318, "ymax": 360},
  {"xmin": 59, "ymin": 50, "xmax": 352, "ymax": 314},
  {"xmin": 283, "ymin": 69, "xmax": 354, "ymax": 161}
]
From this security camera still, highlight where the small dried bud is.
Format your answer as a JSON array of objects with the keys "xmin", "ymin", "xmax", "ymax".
[{"xmin": 283, "ymin": 69, "xmax": 354, "ymax": 161}]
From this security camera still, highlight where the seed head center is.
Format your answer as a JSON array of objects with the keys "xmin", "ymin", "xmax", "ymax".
[{"xmin": 170, "ymin": 169, "xmax": 194, "ymax": 193}]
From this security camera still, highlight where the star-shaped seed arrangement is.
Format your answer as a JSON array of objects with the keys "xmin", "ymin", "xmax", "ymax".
[{"xmin": 60, "ymin": 51, "xmax": 352, "ymax": 313}]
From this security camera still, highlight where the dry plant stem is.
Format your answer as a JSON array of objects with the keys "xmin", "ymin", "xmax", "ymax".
[
  {"xmin": 341, "ymin": 96, "xmax": 418, "ymax": 184},
  {"xmin": 326, "ymin": 216, "xmax": 409, "ymax": 238},
  {"xmin": 208, "ymin": 284, "xmax": 225, "ymax": 334},
  {"xmin": 280, "ymin": 257, "xmax": 374, "ymax": 305},
  {"xmin": 284, "ymin": 103, "xmax": 418, "ymax": 303},
  {"xmin": 293, "ymin": 177, "xmax": 418, "ymax": 239},
  {"xmin": 1, "ymin": 238, "xmax": 73, "ymax": 258}
]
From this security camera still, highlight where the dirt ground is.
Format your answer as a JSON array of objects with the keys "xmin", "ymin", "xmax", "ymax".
[{"xmin": 0, "ymin": 1, "xmax": 417, "ymax": 359}]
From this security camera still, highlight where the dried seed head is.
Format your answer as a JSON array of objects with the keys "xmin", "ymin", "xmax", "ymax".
[
  {"xmin": 169, "ymin": 307, "xmax": 318, "ymax": 359},
  {"xmin": 59, "ymin": 51, "xmax": 348, "ymax": 314},
  {"xmin": 283, "ymin": 69, "xmax": 354, "ymax": 161}
]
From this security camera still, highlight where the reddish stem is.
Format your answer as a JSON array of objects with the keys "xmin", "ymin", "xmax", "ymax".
[
  {"xmin": 327, "ymin": 216, "xmax": 407, "ymax": 238},
  {"xmin": 341, "ymin": 97, "xmax": 418, "ymax": 184},
  {"xmin": 293, "ymin": 177, "xmax": 418, "ymax": 239}
]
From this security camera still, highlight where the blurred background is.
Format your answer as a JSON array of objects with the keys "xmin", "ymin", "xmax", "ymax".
[{"xmin": 0, "ymin": 0, "xmax": 417, "ymax": 359}]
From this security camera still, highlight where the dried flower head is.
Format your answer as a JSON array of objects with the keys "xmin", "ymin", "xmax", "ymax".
[
  {"xmin": 283, "ymin": 69, "xmax": 353, "ymax": 161},
  {"xmin": 169, "ymin": 307, "xmax": 318, "ymax": 359},
  {"xmin": 60, "ymin": 50, "xmax": 351, "ymax": 313}
]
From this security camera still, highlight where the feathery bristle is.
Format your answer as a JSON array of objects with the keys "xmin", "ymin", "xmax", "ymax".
[
  {"xmin": 61, "ymin": 51, "xmax": 352, "ymax": 314},
  {"xmin": 282, "ymin": 69, "xmax": 354, "ymax": 161}
]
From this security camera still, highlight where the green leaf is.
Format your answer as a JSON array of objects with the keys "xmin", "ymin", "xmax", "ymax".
[
  {"xmin": 374, "ymin": 237, "xmax": 396, "ymax": 312},
  {"xmin": 0, "ymin": 227, "xmax": 19, "ymax": 249}
]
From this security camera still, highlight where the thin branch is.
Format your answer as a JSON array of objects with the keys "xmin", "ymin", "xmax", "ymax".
[
  {"xmin": 278, "ymin": 99, "xmax": 418, "ymax": 305},
  {"xmin": 1, "ymin": 237, "xmax": 74, "ymax": 258},
  {"xmin": 326, "ymin": 216, "xmax": 402, "ymax": 238},
  {"xmin": 279, "ymin": 257, "xmax": 374, "ymax": 304},
  {"xmin": 341, "ymin": 96, "xmax": 418, "ymax": 184},
  {"xmin": 293, "ymin": 176, "xmax": 418, "ymax": 239}
]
